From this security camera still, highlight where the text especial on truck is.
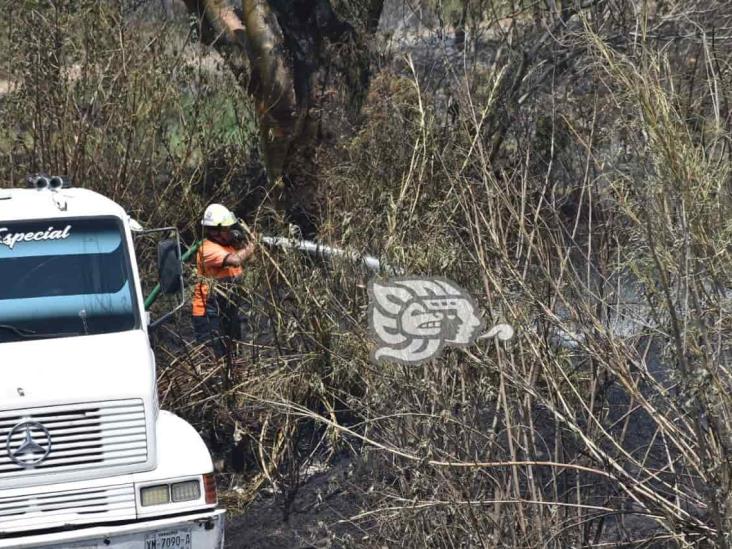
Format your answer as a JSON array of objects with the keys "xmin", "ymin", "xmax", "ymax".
[{"xmin": 0, "ymin": 176, "xmax": 224, "ymax": 548}]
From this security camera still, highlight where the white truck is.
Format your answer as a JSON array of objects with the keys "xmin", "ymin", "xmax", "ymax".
[{"xmin": 0, "ymin": 177, "xmax": 225, "ymax": 548}]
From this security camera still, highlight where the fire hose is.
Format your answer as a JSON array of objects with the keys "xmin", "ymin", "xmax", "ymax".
[{"xmin": 144, "ymin": 236, "xmax": 400, "ymax": 310}]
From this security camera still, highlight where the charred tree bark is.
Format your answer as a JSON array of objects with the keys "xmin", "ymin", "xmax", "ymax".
[
  {"xmin": 180, "ymin": 0, "xmax": 384, "ymax": 237},
  {"xmin": 181, "ymin": 0, "xmax": 251, "ymax": 89}
]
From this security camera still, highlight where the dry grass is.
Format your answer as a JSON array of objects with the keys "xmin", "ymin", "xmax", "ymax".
[{"xmin": 2, "ymin": 1, "xmax": 731, "ymax": 546}]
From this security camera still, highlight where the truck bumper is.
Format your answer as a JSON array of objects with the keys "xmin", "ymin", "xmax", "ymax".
[{"xmin": 0, "ymin": 508, "xmax": 225, "ymax": 549}]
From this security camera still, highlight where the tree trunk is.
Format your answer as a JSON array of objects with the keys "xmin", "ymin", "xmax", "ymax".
[{"xmin": 180, "ymin": 0, "xmax": 384, "ymax": 236}]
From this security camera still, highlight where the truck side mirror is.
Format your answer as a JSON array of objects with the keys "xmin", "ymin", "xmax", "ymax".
[
  {"xmin": 158, "ymin": 239, "xmax": 182, "ymax": 295},
  {"xmin": 135, "ymin": 226, "xmax": 186, "ymax": 330}
]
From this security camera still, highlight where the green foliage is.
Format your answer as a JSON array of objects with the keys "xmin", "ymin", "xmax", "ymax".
[{"xmin": 0, "ymin": 0, "xmax": 258, "ymax": 232}]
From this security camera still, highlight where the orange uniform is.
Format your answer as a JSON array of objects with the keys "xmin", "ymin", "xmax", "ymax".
[{"xmin": 192, "ymin": 240, "xmax": 243, "ymax": 317}]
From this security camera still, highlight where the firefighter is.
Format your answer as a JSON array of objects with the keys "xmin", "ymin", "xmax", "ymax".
[{"xmin": 191, "ymin": 203, "xmax": 256, "ymax": 357}]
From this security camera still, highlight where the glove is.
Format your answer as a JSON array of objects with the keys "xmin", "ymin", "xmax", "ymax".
[
  {"xmin": 230, "ymin": 218, "xmax": 254, "ymax": 249},
  {"xmin": 230, "ymin": 224, "xmax": 247, "ymax": 248}
]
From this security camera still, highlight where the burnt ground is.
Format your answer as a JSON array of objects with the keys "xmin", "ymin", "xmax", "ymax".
[
  {"xmin": 224, "ymin": 459, "xmax": 366, "ymax": 549},
  {"xmin": 218, "ymin": 334, "xmax": 675, "ymax": 548}
]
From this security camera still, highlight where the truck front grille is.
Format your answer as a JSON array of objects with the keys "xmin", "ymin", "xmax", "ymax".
[
  {"xmin": 0, "ymin": 399, "xmax": 147, "ymax": 478},
  {"xmin": 0, "ymin": 483, "xmax": 136, "ymax": 533}
]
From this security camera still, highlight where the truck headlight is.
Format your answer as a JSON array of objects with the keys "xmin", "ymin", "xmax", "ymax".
[
  {"xmin": 140, "ymin": 484, "xmax": 171, "ymax": 506},
  {"xmin": 171, "ymin": 480, "xmax": 201, "ymax": 502},
  {"xmin": 139, "ymin": 478, "xmax": 208, "ymax": 507}
]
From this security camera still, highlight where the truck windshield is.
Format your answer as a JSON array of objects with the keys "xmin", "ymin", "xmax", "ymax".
[{"xmin": 0, "ymin": 217, "xmax": 138, "ymax": 343}]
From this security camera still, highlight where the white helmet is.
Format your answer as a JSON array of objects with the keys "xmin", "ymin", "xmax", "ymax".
[{"xmin": 201, "ymin": 203, "xmax": 237, "ymax": 227}]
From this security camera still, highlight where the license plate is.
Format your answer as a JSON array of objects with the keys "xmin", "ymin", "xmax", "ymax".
[{"xmin": 144, "ymin": 529, "xmax": 192, "ymax": 549}]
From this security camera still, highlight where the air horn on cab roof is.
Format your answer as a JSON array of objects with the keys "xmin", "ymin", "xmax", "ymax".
[{"xmin": 27, "ymin": 174, "xmax": 71, "ymax": 190}]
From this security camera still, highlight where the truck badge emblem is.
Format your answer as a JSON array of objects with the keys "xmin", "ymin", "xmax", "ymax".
[{"xmin": 7, "ymin": 422, "xmax": 52, "ymax": 468}]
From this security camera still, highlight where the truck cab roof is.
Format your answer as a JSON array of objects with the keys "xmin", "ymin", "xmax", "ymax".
[{"xmin": 0, "ymin": 187, "xmax": 128, "ymax": 222}]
